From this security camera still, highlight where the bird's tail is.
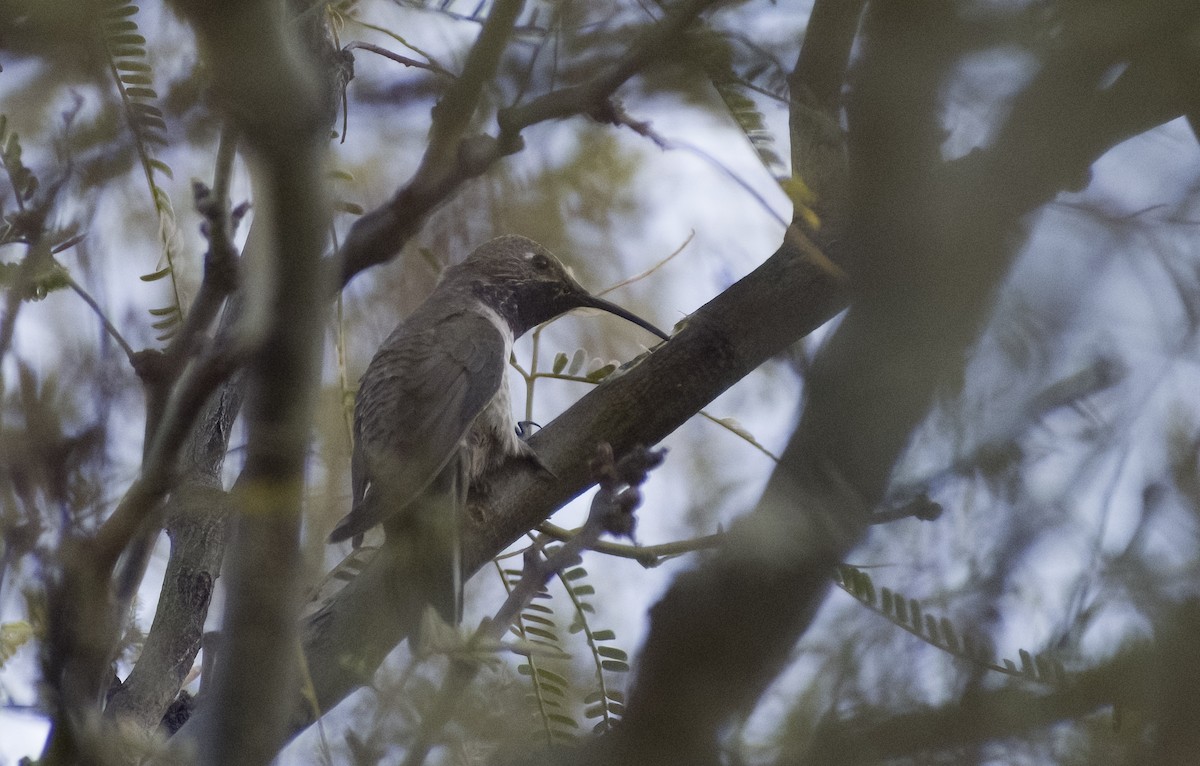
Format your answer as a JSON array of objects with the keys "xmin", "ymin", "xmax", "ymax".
[{"xmin": 383, "ymin": 456, "xmax": 467, "ymax": 624}]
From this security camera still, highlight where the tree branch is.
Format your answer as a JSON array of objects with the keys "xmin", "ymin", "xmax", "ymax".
[
  {"xmin": 335, "ymin": 0, "xmax": 722, "ymax": 286},
  {"xmin": 606, "ymin": 2, "xmax": 1198, "ymax": 764},
  {"xmin": 163, "ymin": 2, "xmax": 334, "ymax": 764}
]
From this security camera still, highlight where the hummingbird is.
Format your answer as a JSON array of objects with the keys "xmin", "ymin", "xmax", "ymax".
[{"xmin": 327, "ymin": 235, "xmax": 669, "ymax": 620}]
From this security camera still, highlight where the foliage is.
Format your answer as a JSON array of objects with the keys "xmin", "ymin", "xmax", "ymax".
[
  {"xmin": 98, "ymin": 0, "xmax": 185, "ymax": 341},
  {"xmin": 1, "ymin": 1, "xmax": 1199, "ymax": 765}
]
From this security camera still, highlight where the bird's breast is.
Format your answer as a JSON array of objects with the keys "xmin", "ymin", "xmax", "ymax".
[
  {"xmin": 466, "ymin": 376, "xmax": 525, "ymax": 482},
  {"xmin": 464, "ymin": 305, "xmax": 523, "ymax": 483}
]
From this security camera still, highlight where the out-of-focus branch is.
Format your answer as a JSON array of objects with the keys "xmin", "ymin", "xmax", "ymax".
[
  {"xmin": 786, "ymin": 0, "xmax": 863, "ymax": 248},
  {"xmin": 163, "ymin": 2, "xmax": 334, "ymax": 766},
  {"xmin": 92, "ymin": 346, "xmax": 245, "ymax": 573},
  {"xmin": 807, "ymin": 599, "xmax": 1200, "ymax": 763},
  {"xmin": 806, "ymin": 643, "xmax": 1153, "ymax": 763},
  {"xmin": 39, "ymin": 339, "xmax": 245, "ymax": 763},
  {"xmin": 105, "ymin": 129, "xmax": 249, "ymax": 731},
  {"xmin": 63, "ymin": 275, "xmax": 136, "ymax": 363}
]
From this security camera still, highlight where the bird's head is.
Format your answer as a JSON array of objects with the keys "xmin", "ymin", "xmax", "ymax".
[{"xmin": 451, "ymin": 235, "xmax": 669, "ymax": 340}]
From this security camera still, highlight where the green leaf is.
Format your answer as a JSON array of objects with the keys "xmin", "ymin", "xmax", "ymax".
[
  {"xmin": 148, "ymin": 159, "xmax": 173, "ymax": 180},
  {"xmin": 591, "ymin": 629, "xmax": 615, "ymax": 641},
  {"xmin": 1020, "ymin": 649, "xmax": 1035, "ymax": 677},
  {"xmin": 596, "ymin": 646, "xmax": 627, "ymax": 661},
  {"xmin": 941, "ymin": 618, "xmax": 959, "ymax": 652},
  {"xmin": 585, "ymin": 363, "xmax": 616, "ymax": 382},
  {"xmin": 103, "ymin": 4, "xmax": 139, "ymax": 18},
  {"xmin": 552, "ymin": 352, "xmax": 568, "ymax": 374},
  {"xmin": 535, "ymin": 668, "xmax": 569, "ymax": 687},
  {"xmin": 925, "ymin": 615, "xmax": 939, "ymax": 643},
  {"xmin": 1035, "ymin": 654, "xmax": 1054, "ymax": 682},
  {"xmin": 107, "ymin": 33, "xmax": 147, "ymax": 46},
  {"xmin": 110, "ymin": 45, "xmax": 146, "ymax": 59},
  {"xmin": 584, "ymin": 703, "xmax": 606, "ymax": 719},
  {"xmin": 600, "ymin": 659, "xmax": 630, "ymax": 673},
  {"xmin": 140, "ymin": 267, "xmax": 172, "ymax": 282},
  {"xmin": 567, "ymin": 348, "xmax": 585, "ymax": 375}
]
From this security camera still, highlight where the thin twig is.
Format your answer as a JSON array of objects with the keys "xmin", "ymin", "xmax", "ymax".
[
  {"xmin": 344, "ymin": 41, "xmax": 455, "ymax": 79},
  {"xmin": 698, "ymin": 410, "xmax": 780, "ymax": 462},
  {"xmin": 343, "ymin": 16, "xmax": 450, "ymax": 75},
  {"xmin": 601, "ymin": 101, "xmax": 791, "ymax": 230},
  {"xmin": 536, "ymin": 521, "xmax": 723, "ymax": 567},
  {"xmin": 597, "ymin": 230, "xmax": 694, "ymax": 297},
  {"xmin": 64, "ymin": 275, "xmax": 136, "ymax": 363}
]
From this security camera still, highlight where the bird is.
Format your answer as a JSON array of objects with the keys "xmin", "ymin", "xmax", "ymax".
[{"xmin": 327, "ymin": 235, "xmax": 669, "ymax": 621}]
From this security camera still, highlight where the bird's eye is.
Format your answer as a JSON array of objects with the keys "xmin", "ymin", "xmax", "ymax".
[{"xmin": 530, "ymin": 253, "xmax": 551, "ymax": 270}]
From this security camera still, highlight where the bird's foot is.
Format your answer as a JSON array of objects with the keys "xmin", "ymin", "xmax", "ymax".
[
  {"xmin": 515, "ymin": 420, "xmax": 541, "ymax": 440},
  {"xmin": 514, "ymin": 429, "xmax": 557, "ymax": 481}
]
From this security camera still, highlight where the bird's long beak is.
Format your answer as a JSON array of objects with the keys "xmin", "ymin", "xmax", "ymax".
[{"xmin": 576, "ymin": 294, "xmax": 670, "ymax": 341}]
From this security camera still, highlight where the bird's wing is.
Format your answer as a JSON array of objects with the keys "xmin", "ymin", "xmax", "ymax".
[{"xmin": 328, "ymin": 311, "xmax": 506, "ymax": 543}]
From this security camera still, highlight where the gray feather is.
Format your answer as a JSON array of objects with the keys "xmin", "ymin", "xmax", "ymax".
[{"xmin": 328, "ymin": 311, "xmax": 505, "ymax": 543}]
